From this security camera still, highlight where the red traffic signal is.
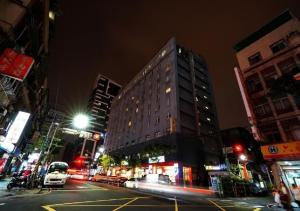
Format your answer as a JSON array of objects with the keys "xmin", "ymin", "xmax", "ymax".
[{"xmin": 233, "ymin": 144, "xmax": 243, "ymax": 153}]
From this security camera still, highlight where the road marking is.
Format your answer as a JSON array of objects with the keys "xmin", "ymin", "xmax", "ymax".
[
  {"xmin": 174, "ymin": 197, "xmax": 178, "ymax": 211},
  {"xmin": 51, "ymin": 188, "xmax": 107, "ymax": 192},
  {"xmin": 0, "ymin": 203, "xmax": 5, "ymax": 206},
  {"xmin": 41, "ymin": 205, "xmax": 56, "ymax": 211},
  {"xmin": 207, "ymin": 199, "xmax": 226, "ymax": 211},
  {"xmin": 112, "ymin": 197, "xmax": 139, "ymax": 211},
  {"xmin": 42, "ymin": 196, "xmax": 149, "ymax": 208}
]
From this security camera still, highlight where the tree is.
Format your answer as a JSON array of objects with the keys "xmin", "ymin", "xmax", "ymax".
[{"xmin": 99, "ymin": 154, "xmax": 114, "ymax": 172}]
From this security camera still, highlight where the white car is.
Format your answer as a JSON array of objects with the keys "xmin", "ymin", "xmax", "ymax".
[
  {"xmin": 124, "ymin": 178, "xmax": 139, "ymax": 188},
  {"xmin": 43, "ymin": 162, "xmax": 69, "ymax": 187}
]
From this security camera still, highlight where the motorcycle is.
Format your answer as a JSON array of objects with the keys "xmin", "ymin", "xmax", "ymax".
[{"xmin": 7, "ymin": 172, "xmax": 30, "ymax": 191}]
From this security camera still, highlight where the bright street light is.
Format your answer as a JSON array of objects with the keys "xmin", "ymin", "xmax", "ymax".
[
  {"xmin": 99, "ymin": 147, "xmax": 105, "ymax": 153},
  {"xmin": 73, "ymin": 113, "xmax": 89, "ymax": 129},
  {"xmin": 239, "ymin": 154, "xmax": 247, "ymax": 161}
]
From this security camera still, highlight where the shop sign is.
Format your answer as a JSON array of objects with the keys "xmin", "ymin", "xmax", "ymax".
[
  {"xmin": 0, "ymin": 48, "xmax": 34, "ymax": 81},
  {"xmin": 261, "ymin": 141, "xmax": 300, "ymax": 160},
  {"xmin": 149, "ymin": 156, "xmax": 165, "ymax": 164},
  {"xmin": 204, "ymin": 164, "xmax": 227, "ymax": 171},
  {"xmin": 4, "ymin": 111, "xmax": 30, "ymax": 144}
]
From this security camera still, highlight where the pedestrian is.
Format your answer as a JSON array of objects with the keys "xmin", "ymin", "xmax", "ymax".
[
  {"xmin": 292, "ymin": 184, "xmax": 300, "ymax": 206},
  {"xmin": 273, "ymin": 188, "xmax": 282, "ymax": 206},
  {"xmin": 279, "ymin": 181, "xmax": 290, "ymax": 210}
]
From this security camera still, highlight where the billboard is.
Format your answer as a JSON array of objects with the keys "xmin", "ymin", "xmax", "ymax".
[
  {"xmin": 261, "ymin": 141, "xmax": 300, "ymax": 160},
  {"xmin": 4, "ymin": 111, "xmax": 30, "ymax": 144},
  {"xmin": 0, "ymin": 48, "xmax": 34, "ymax": 81}
]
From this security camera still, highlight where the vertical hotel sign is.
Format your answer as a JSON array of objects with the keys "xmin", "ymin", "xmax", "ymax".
[
  {"xmin": 4, "ymin": 111, "xmax": 30, "ymax": 144},
  {"xmin": 0, "ymin": 48, "xmax": 34, "ymax": 81}
]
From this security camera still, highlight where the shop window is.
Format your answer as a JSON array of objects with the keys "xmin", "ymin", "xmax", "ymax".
[
  {"xmin": 245, "ymin": 73, "xmax": 263, "ymax": 94},
  {"xmin": 277, "ymin": 57, "xmax": 297, "ymax": 75},
  {"xmin": 273, "ymin": 97, "xmax": 294, "ymax": 114},
  {"xmin": 270, "ymin": 39, "xmax": 287, "ymax": 54},
  {"xmin": 261, "ymin": 66, "xmax": 278, "ymax": 88},
  {"xmin": 248, "ymin": 52, "xmax": 262, "ymax": 66}
]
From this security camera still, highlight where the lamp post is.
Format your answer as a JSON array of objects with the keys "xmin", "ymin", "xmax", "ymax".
[{"xmin": 72, "ymin": 113, "xmax": 89, "ymax": 157}]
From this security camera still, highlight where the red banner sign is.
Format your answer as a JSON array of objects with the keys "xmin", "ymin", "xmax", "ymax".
[{"xmin": 0, "ymin": 48, "xmax": 34, "ymax": 81}]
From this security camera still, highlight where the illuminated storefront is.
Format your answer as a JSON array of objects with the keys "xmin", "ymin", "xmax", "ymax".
[
  {"xmin": 108, "ymin": 161, "xmax": 193, "ymax": 186},
  {"xmin": 261, "ymin": 141, "xmax": 300, "ymax": 197}
]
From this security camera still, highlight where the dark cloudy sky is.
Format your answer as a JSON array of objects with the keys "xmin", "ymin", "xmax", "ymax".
[{"xmin": 48, "ymin": 0, "xmax": 300, "ymax": 130}]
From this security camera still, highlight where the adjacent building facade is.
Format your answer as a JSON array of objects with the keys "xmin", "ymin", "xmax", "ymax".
[
  {"xmin": 87, "ymin": 74, "xmax": 121, "ymax": 134},
  {"xmin": 105, "ymin": 38, "xmax": 220, "ymax": 185},
  {"xmin": 0, "ymin": 0, "xmax": 59, "ymax": 176},
  {"xmin": 234, "ymin": 10, "xmax": 300, "ymax": 190}
]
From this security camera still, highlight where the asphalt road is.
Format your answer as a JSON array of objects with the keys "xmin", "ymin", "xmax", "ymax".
[{"xmin": 0, "ymin": 179, "xmax": 266, "ymax": 211}]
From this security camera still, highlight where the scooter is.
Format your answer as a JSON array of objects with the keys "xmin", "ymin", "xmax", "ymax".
[{"xmin": 7, "ymin": 172, "xmax": 30, "ymax": 191}]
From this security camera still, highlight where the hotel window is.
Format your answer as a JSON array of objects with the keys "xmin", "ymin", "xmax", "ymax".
[
  {"xmin": 155, "ymin": 131, "xmax": 161, "ymax": 137},
  {"xmin": 277, "ymin": 57, "xmax": 297, "ymax": 75},
  {"xmin": 155, "ymin": 117, "xmax": 160, "ymax": 124},
  {"xmin": 261, "ymin": 66, "xmax": 278, "ymax": 88},
  {"xmin": 248, "ymin": 52, "xmax": 262, "ymax": 65},
  {"xmin": 128, "ymin": 121, "xmax": 132, "ymax": 127},
  {"xmin": 165, "ymin": 63, "xmax": 171, "ymax": 72},
  {"xmin": 245, "ymin": 73, "xmax": 263, "ymax": 93},
  {"xmin": 273, "ymin": 97, "xmax": 294, "ymax": 114},
  {"xmin": 270, "ymin": 39, "xmax": 287, "ymax": 54},
  {"xmin": 167, "ymin": 112, "xmax": 171, "ymax": 119},
  {"xmin": 167, "ymin": 96, "xmax": 170, "ymax": 106},
  {"xmin": 166, "ymin": 87, "xmax": 171, "ymax": 94}
]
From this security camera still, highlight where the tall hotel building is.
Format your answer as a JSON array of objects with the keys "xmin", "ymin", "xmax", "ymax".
[
  {"xmin": 234, "ymin": 10, "xmax": 300, "ymax": 188},
  {"xmin": 87, "ymin": 74, "xmax": 121, "ymax": 134},
  {"xmin": 105, "ymin": 38, "xmax": 220, "ymax": 185}
]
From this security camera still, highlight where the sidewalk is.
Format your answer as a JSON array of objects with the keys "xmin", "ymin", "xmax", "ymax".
[{"xmin": 0, "ymin": 178, "xmax": 42, "ymax": 198}]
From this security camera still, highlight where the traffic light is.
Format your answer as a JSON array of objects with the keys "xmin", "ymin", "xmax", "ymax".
[{"xmin": 233, "ymin": 144, "xmax": 244, "ymax": 153}]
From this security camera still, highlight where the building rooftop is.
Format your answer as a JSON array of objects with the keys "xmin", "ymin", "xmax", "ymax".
[{"xmin": 233, "ymin": 10, "xmax": 295, "ymax": 52}]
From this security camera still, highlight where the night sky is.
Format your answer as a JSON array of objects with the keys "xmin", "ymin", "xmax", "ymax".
[{"xmin": 48, "ymin": 0, "xmax": 300, "ymax": 130}]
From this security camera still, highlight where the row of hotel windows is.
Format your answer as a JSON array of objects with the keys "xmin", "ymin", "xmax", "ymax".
[
  {"xmin": 248, "ymin": 38, "xmax": 289, "ymax": 66},
  {"xmin": 246, "ymin": 56, "xmax": 300, "ymax": 94},
  {"xmin": 259, "ymin": 117, "xmax": 300, "ymax": 143},
  {"xmin": 253, "ymin": 96, "xmax": 296, "ymax": 118}
]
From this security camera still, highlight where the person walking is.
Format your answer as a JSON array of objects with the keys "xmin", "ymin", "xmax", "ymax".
[
  {"xmin": 291, "ymin": 184, "xmax": 300, "ymax": 206},
  {"xmin": 279, "ymin": 181, "xmax": 290, "ymax": 210}
]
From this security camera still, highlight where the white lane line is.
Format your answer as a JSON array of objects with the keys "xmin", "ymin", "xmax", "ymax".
[{"xmin": 0, "ymin": 203, "xmax": 5, "ymax": 206}]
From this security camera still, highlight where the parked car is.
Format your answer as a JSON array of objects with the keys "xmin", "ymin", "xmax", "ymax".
[
  {"xmin": 91, "ymin": 173, "xmax": 108, "ymax": 182},
  {"xmin": 124, "ymin": 178, "xmax": 139, "ymax": 188},
  {"xmin": 43, "ymin": 162, "xmax": 69, "ymax": 187}
]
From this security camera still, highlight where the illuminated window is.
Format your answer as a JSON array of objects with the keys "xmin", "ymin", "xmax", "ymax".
[
  {"xmin": 49, "ymin": 11, "xmax": 55, "ymax": 20},
  {"xmin": 161, "ymin": 50, "xmax": 166, "ymax": 57},
  {"xmin": 165, "ymin": 87, "xmax": 171, "ymax": 93},
  {"xmin": 204, "ymin": 95, "xmax": 207, "ymax": 99},
  {"xmin": 178, "ymin": 48, "xmax": 182, "ymax": 54},
  {"xmin": 195, "ymin": 97, "xmax": 199, "ymax": 102},
  {"xmin": 205, "ymin": 106, "xmax": 209, "ymax": 110},
  {"xmin": 202, "ymin": 85, "xmax": 206, "ymax": 89},
  {"xmin": 136, "ymin": 108, "xmax": 139, "ymax": 113},
  {"xmin": 126, "ymin": 108, "xmax": 128, "ymax": 112},
  {"xmin": 206, "ymin": 117, "xmax": 211, "ymax": 122},
  {"xmin": 128, "ymin": 121, "xmax": 132, "ymax": 127}
]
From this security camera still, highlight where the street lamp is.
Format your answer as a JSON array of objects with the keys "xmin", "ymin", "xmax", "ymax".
[
  {"xmin": 73, "ymin": 113, "xmax": 89, "ymax": 129},
  {"xmin": 239, "ymin": 154, "xmax": 247, "ymax": 161}
]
